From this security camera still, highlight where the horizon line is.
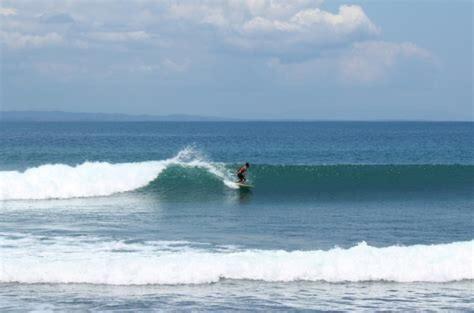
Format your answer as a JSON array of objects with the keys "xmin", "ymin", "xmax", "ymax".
[{"xmin": 1, "ymin": 110, "xmax": 472, "ymax": 123}]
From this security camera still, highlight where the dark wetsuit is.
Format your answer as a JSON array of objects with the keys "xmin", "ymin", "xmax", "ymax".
[{"xmin": 237, "ymin": 166, "xmax": 247, "ymax": 182}]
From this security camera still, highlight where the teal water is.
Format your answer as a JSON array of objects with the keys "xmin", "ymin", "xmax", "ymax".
[
  {"xmin": 1, "ymin": 122, "xmax": 473, "ymax": 169},
  {"xmin": 0, "ymin": 122, "xmax": 473, "ymax": 311}
]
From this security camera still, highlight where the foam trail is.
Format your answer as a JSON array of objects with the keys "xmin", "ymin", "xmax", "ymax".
[
  {"xmin": 0, "ymin": 147, "xmax": 236, "ymax": 200},
  {"xmin": 0, "ymin": 236, "xmax": 472, "ymax": 285}
]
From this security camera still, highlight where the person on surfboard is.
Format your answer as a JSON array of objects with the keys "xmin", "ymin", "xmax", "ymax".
[{"xmin": 236, "ymin": 162, "xmax": 250, "ymax": 183}]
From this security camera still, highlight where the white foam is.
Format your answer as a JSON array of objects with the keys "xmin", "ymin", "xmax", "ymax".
[
  {"xmin": 0, "ymin": 147, "xmax": 237, "ymax": 200},
  {"xmin": 0, "ymin": 236, "xmax": 472, "ymax": 285}
]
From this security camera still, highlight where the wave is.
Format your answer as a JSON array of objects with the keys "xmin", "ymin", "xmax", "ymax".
[
  {"xmin": 0, "ymin": 235, "xmax": 472, "ymax": 285},
  {"xmin": 1, "ymin": 148, "xmax": 472, "ymax": 200},
  {"xmin": 243, "ymin": 164, "xmax": 474, "ymax": 196},
  {"xmin": 0, "ymin": 147, "xmax": 238, "ymax": 200}
]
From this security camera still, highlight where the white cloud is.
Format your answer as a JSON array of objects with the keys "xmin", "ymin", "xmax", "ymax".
[
  {"xmin": 161, "ymin": 58, "xmax": 190, "ymax": 73},
  {"xmin": 243, "ymin": 5, "xmax": 379, "ymax": 35},
  {"xmin": 242, "ymin": 17, "xmax": 299, "ymax": 33},
  {"xmin": 292, "ymin": 5, "xmax": 378, "ymax": 33},
  {"xmin": 0, "ymin": 31, "xmax": 62, "ymax": 49},
  {"xmin": 106, "ymin": 58, "xmax": 191, "ymax": 77},
  {"xmin": 0, "ymin": 1, "xmax": 378, "ymax": 57},
  {"xmin": 87, "ymin": 31, "xmax": 150, "ymax": 42},
  {"xmin": 0, "ymin": 7, "xmax": 16, "ymax": 16},
  {"xmin": 0, "ymin": 0, "xmax": 436, "ymax": 86},
  {"xmin": 339, "ymin": 41, "xmax": 435, "ymax": 83},
  {"xmin": 168, "ymin": 3, "xmax": 379, "ymax": 55},
  {"xmin": 168, "ymin": 0, "xmax": 323, "ymax": 25},
  {"xmin": 267, "ymin": 41, "xmax": 435, "ymax": 85}
]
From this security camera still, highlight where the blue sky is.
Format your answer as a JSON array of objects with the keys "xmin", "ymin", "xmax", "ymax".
[{"xmin": 1, "ymin": 0, "xmax": 472, "ymax": 120}]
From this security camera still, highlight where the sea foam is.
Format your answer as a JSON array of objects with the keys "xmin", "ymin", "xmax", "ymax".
[
  {"xmin": 0, "ymin": 235, "xmax": 472, "ymax": 285},
  {"xmin": 0, "ymin": 147, "xmax": 237, "ymax": 200}
]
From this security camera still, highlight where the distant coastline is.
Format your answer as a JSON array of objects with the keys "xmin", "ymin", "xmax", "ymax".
[
  {"xmin": 0, "ymin": 111, "xmax": 471, "ymax": 122},
  {"xmin": 0, "ymin": 111, "xmax": 239, "ymax": 122}
]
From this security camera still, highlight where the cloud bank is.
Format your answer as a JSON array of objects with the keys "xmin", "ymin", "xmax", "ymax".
[{"xmin": 0, "ymin": 0, "xmax": 435, "ymax": 85}]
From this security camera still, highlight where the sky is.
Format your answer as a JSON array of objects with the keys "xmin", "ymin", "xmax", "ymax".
[{"xmin": 0, "ymin": 0, "xmax": 472, "ymax": 120}]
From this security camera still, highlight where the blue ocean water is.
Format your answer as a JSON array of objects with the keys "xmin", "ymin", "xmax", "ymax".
[{"xmin": 0, "ymin": 122, "xmax": 473, "ymax": 311}]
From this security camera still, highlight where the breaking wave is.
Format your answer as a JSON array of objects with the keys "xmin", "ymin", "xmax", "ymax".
[
  {"xmin": 1, "ymin": 147, "xmax": 472, "ymax": 201},
  {"xmin": 0, "ymin": 147, "xmax": 238, "ymax": 200},
  {"xmin": 0, "ymin": 235, "xmax": 472, "ymax": 285}
]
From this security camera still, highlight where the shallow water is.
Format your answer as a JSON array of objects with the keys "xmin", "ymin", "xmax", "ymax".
[{"xmin": 1, "ymin": 281, "xmax": 473, "ymax": 312}]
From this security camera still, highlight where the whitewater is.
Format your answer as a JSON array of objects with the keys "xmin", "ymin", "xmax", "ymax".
[
  {"xmin": 1, "ymin": 234, "xmax": 472, "ymax": 285},
  {"xmin": 0, "ymin": 147, "xmax": 238, "ymax": 200}
]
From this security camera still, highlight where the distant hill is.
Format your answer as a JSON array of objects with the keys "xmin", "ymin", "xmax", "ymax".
[
  {"xmin": 2, "ymin": 111, "xmax": 469, "ymax": 122},
  {"xmin": 0, "ymin": 111, "xmax": 239, "ymax": 122}
]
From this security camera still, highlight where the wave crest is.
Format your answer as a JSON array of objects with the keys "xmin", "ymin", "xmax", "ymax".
[
  {"xmin": 0, "ymin": 147, "xmax": 237, "ymax": 200},
  {"xmin": 2, "ymin": 148, "xmax": 472, "ymax": 201},
  {"xmin": 1, "ymin": 236, "xmax": 472, "ymax": 285}
]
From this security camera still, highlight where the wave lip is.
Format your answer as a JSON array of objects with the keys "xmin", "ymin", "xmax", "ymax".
[
  {"xmin": 0, "ymin": 147, "xmax": 237, "ymax": 200},
  {"xmin": 1, "ymin": 237, "xmax": 472, "ymax": 285}
]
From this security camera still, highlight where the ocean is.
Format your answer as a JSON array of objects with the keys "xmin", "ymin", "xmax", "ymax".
[{"xmin": 0, "ymin": 121, "xmax": 472, "ymax": 311}]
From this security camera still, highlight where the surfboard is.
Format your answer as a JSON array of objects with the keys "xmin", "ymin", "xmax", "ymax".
[{"xmin": 236, "ymin": 182, "xmax": 253, "ymax": 188}]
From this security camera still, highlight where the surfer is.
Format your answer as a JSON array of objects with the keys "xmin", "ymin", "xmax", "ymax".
[{"xmin": 236, "ymin": 162, "xmax": 250, "ymax": 183}]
